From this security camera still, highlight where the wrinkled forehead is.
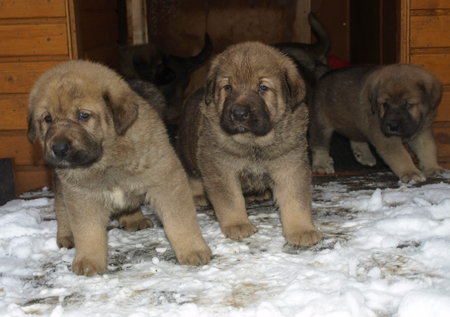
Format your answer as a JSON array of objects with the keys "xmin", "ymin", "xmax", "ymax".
[
  {"xmin": 378, "ymin": 80, "xmax": 422, "ymax": 104},
  {"xmin": 31, "ymin": 74, "xmax": 104, "ymax": 115},
  {"xmin": 216, "ymin": 52, "xmax": 284, "ymax": 87}
]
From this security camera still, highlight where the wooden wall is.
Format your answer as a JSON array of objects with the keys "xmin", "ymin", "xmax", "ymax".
[
  {"xmin": 401, "ymin": 0, "xmax": 450, "ymax": 168},
  {"xmin": 145, "ymin": 0, "xmax": 311, "ymax": 97},
  {"xmin": 0, "ymin": 0, "xmax": 119, "ymax": 196}
]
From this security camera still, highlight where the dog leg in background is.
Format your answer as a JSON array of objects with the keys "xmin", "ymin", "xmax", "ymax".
[
  {"xmin": 53, "ymin": 173, "xmax": 74, "ymax": 249},
  {"xmin": 369, "ymin": 133, "xmax": 426, "ymax": 182},
  {"xmin": 350, "ymin": 140, "xmax": 377, "ymax": 166},
  {"xmin": 309, "ymin": 111, "xmax": 335, "ymax": 174},
  {"xmin": 201, "ymin": 163, "xmax": 258, "ymax": 239},
  {"xmin": 408, "ymin": 128, "xmax": 444, "ymax": 177},
  {"xmin": 64, "ymin": 194, "xmax": 111, "ymax": 276},
  {"xmin": 270, "ymin": 157, "xmax": 322, "ymax": 246},
  {"xmin": 117, "ymin": 207, "xmax": 153, "ymax": 231},
  {"xmin": 188, "ymin": 177, "xmax": 209, "ymax": 206}
]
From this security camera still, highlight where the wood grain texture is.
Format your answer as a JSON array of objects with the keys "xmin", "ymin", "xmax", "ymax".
[
  {"xmin": 0, "ymin": 0, "xmax": 66, "ymax": 19},
  {"xmin": 0, "ymin": 61, "xmax": 64, "ymax": 94},
  {"xmin": 411, "ymin": 0, "xmax": 450, "ymax": 9},
  {"xmin": 411, "ymin": 15, "xmax": 450, "ymax": 48},
  {"xmin": 0, "ymin": 131, "xmax": 46, "ymax": 166},
  {"xmin": 0, "ymin": 23, "xmax": 68, "ymax": 56},
  {"xmin": 0, "ymin": 95, "xmax": 28, "ymax": 130}
]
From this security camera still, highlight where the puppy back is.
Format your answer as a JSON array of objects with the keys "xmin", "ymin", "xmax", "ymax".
[{"xmin": 177, "ymin": 87, "xmax": 205, "ymax": 177}]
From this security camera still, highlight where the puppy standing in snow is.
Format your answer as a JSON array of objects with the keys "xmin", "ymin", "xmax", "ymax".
[
  {"xmin": 27, "ymin": 60, "xmax": 211, "ymax": 276},
  {"xmin": 177, "ymin": 42, "xmax": 322, "ymax": 247},
  {"xmin": 309, "ymin": 64, "xmax": 443, "ymax": 182}
]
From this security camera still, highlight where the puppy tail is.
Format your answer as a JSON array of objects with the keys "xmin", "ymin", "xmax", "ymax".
[
  {"xmin": 185, "ymin": 33, "xmax": 213, "ymax": 73},
  {"xmin": 308, "ymin": 12, "xmax": 332, "ymax": 64}
]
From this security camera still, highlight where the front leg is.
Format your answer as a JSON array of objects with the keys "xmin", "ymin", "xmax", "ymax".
[
  {"xmin": 64, "ymin": 192, "xmax": 110, "ymax": 276},
  {"xmin": 53, "ymin": 172, "xmax": 74, "ymax": 249},
  {"xmin": 269, "ymin": 155, "xmax": 322, "ymax": 247},
  {"xmin": 408, "ymin": 128, "xmax": 444, "ymax": 177},
  {"xmin": 201, "ymin": 162, "xmax": 257, "ymax": 239},
  {"xmin": 370, "ymin": 132, "xmax": 425, "ymax": 182}
]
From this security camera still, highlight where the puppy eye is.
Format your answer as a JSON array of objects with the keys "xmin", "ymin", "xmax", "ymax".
[
  {"xmin": 224, "ymin": 85, "xmax": 232, "ymax": 92},
  {"xmin": 79, "ymin": 112, "xmax": 91, "ymax": 121},
  {"xmin": 44, "ymin": 115, "xmax": 52, "ymax": 123},
  {"xmin": 382, "ymin": 102, "xmax": 389, "ymax": 110},
  {"xmin": 406, "ymin": 103, "xmax": 414, "ymax": 111},
  {"xmin": 258, "ymin": 85, "xmax": 269, "ymax": 93}
]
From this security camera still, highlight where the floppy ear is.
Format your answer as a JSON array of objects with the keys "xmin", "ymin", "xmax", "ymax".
[
  {"xmin": 282, "ymin": 68, "xmax": 307, "ymax": 111},
  {"xmin": 205, "ymin": 68, "xmax": 218, "ymax": 106},
  {"xmin": 103, "ymin": 89, "xmax": 139, "ymax": 135},
  {"xmin": 419, "ymin": 77, "xmax": 443, "ymax": 110},
  {"xmin": 27, "ymin": 112, "xmax": 37, "ymax": 143},
  {"xmin": 368, "ymin": 82, "xmax": 379, "ymax": 115}
]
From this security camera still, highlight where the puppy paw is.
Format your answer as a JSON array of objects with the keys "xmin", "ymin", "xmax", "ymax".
[
  {"xmin": 193, "ymin": 195, "xmax": 209, "ymax": 207},
  {"xmin": 398, "ymin": 170, "xmax": 426, "ymax": 183},
  {"xmin": 353, "ymin": 150, "xmax": 376, "ymax": 166},
  {"xmin": 312, "ymin": 156, "xmax": 335, "ymax": 174},
  {"xmin": 221, "ymin": 221, "xmax": 258, "ymax": 239},
  {"xmin": 245, "ymin": 190, "xmax": 272, "ymax": 203},
  {"xmin": 284, "ymin": 227, "xmax": 323, "ymax": 247},
  {"xmin": 72, "ymin": 256, "xmax": 107, "ymax": 276},
  {"xmin": 119, "ymin": 217, "xmax": 153, "ymax": 231},
  {"xmin": 177, "ymin": 245, "xmax": 212, "ymax": 266},
  {"xmin": 422, "ymin": 166, "xmax": 445, "ymax": 177},
  {"xmin": 57, "ymin": 235, "xmax": 75, "ymax": 249}
]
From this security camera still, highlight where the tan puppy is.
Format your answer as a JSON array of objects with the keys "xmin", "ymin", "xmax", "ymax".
[
  {"xmin": 27, "ymin": 60, "xmax": 211, "ymax": 276},
  {"xmin": 177, "ymin": 42, "xmax": 322, "ymax": 247},
  {"xmin": 310, "ymin": 64, "xmax": 443, "ymax": 182}
]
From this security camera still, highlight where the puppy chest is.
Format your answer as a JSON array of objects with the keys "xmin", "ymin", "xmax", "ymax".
[{"xmin": 238, "ymin": 169, "xmax": 272, "ymax": 193}]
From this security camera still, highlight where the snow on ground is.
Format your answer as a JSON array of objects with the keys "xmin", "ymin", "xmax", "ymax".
[{"xmin": 1, "ymin": 172, "xmax": 450, "ymax": 316}]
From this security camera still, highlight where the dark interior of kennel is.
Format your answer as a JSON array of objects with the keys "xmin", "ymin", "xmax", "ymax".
[
  {"xmin": 117, "ymin": 0, "xmax": 398, "ymax": 173},
  {"xmin": 3, "ymin": 0, "xmax": 450, "ymax": 196}
]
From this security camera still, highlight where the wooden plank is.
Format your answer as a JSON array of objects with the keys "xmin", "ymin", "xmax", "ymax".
[
  {"xmin": 438, "ymin": 157, "xmax": 450, "ymax": 169},
  {"xmin": 410, "ymin": 15, "xmax": 450, "ymax": 48},
  {"xmin": 14, "ymin": 166, "xmax": 52, "ymax": 195},
  {"xmin": 399, "ymin": 0, "xmax": 410, "ymax": 64},
  {"xmin": 433, "ymin": 124, "xmax": 450, "ymax": 157},
  {"xmin": 410, "ymin": 53, "xmax": 450, "ymax": 85},
  {"xmin": 0, "ymin": 158, "xmax": 16, "ymax": 205},
  {"xmin": 0, "ymin": 95, "xmax": 28, "ymax": 130},
  {"xmin": 0, "ymin": 131, "xmax": 46, "ymax": 166},
  {"xmin": 0, "ymin": 61, "xmax": 63, "ymax": 94},
  {"xmin": 435, "ymin": 90, "xmax": 450, "ymax": 122},
  {"xmin": 0, "ymin": 24, "xmax": 68, "ymax": 56},
  {"xmin": 80, "ymin": 11, "xmax": 118, "ymax": 50},
  {"xmin": 83, "ymin": 42, "xmax": 120, "ymax": 71},
  {"xmin": 0, "ymin": 0, "xmax": 66, "ymax": 19},
  {"xmin": 411, "ymin": 0, "xmax": 450, "ymax": 9},
  {"xmin": 80, "ymin": 0, "xmax": 117, "ymax": 11}
]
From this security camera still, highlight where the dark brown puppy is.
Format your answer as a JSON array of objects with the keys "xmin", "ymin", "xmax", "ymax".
[
  {"xmin": 310, "ymin": 64, "xmax": 443, "ymax": 182},
  {"xmin": 120, "ymin": 34, "xmax": 212, "ymax": 122},
  {"xmin": 178, "ymin": 42, "xmax": 322, "ymax": 247},
  {"xmin": 28, "ymin": 60, "xmax": 211, "ymax": 276}
]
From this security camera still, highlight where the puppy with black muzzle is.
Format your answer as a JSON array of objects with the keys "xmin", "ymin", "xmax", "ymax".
[
  {"xmin": 27, "ymin": 60, "xmax": 211, "ymax": 276},
  {"xmin": 310, "ymin": 64, "xmax": 444, "ymax": 182},
  {"xmin": 177, "ymin": 42, "xmax": 322, "ymax": 247}
]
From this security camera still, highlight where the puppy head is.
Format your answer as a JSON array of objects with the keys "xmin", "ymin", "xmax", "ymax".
[
  {"xmin": 204, "ymin": 42, "xmax": 306, "ymax": 140},
  {"xmin": 28, "ymin": 60, "xmax": 139, "ymax": 168},
  {"xmin": 368, "ymin": 64, "xmax": 442, "ymax": 138}
]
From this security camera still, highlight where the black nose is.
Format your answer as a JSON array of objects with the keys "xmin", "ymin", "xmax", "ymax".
[
  {"xmin": 388, "ymin": 122, "xmax": 399, "ymax": 132},
  {"xmin": 231, "ymin": 108, "xmax": 249, "ymax": 122},
  {"xmin": 52, "ymin": 142, "xmax": 70, "ymax": 158}
]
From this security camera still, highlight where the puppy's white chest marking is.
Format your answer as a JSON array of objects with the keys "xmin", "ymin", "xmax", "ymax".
[{"xmin": 106, "ymin": 187, "xmax": 126, "ymax": 208}]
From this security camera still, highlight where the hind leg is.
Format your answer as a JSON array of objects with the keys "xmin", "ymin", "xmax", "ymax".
[
  {"xmin": 117, "ymin": 207, "xmax": 153, "ymax": 231},
  {"xmin": 350, "ymin": 140, "xmax": 376, "ymax": 166}
]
